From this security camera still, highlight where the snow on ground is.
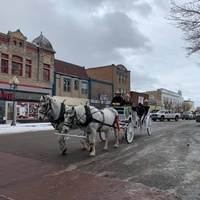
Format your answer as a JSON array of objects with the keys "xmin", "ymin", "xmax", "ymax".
[{"xmin": 0, "ymin": 122, "xmax": 54, "ymax": 134}]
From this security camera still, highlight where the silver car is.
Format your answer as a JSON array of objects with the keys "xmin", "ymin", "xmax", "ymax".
[{"xmin": 182, "ymin": 111, "xmax": 193, "ymax": 120}]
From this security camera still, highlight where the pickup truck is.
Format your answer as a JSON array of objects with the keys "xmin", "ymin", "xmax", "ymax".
[{"xmin": 151, "ymin": 110, "xmax": 180, "ymax": 121}]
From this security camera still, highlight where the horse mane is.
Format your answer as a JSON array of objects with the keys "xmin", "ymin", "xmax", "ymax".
[{"xmin": 75, "ymin": 105, "xmax": 85, "ymax": 116}]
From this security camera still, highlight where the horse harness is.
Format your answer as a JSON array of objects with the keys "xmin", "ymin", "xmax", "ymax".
[
  {"xmin": 66, "ymin": 106, "xmax": 117, "ymax": 131},
  {"xmin": 39, "ymin": 100, "xmax": 66, "ymax": 129}
]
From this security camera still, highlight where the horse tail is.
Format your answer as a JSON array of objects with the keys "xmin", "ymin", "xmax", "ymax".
[{"xmin": 115, "ymin": 114, "xmax": 123, "ymax": 140}]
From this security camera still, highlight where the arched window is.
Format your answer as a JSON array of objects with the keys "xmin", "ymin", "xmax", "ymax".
[{"xmin": 12, "ymin": 55, "xmax": 23, "ymax": 76}]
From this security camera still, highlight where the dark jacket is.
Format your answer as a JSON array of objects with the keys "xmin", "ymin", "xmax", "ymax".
[
  {"xmin": 122, "ymin": 98, "xmax": 132, "ymax": 106},
  {"xmin": 111, "ymin": 96, "xmax": 124, "ymax": 106},
  {"xmin": 136, "ymin": 105, "xmax": 145, "ymax": 118}
]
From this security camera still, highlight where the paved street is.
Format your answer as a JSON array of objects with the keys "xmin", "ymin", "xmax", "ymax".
[{"xmin": 0, "ymin": 120, "xmax": 200, "ymax": 200}]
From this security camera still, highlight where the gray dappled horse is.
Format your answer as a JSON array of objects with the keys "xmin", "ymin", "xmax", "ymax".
[
  {"xmin": 61, "ymin": 104, "xmax": 121, "ymax": 156},
  {"xmin": 38, "ymin": 95, "xmax": 88, "ymax": 155}
]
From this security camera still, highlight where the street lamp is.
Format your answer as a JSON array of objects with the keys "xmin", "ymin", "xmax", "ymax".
[{"xmin": 9, "ymin": 76, "xmax": 19, "ymax": 126}]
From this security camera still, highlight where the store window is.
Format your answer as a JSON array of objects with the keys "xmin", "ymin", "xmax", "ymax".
[
  {"xmin": 1, "ymin": 54, "xmax": 9, "ymax": 74},
  {"xmin": 0, "ymin": 101, "xmax": 6, "ymax": 123},
  {"xmin": 17, "ymin": 102, "xmax": 39, "ymax": 120},
  {"xmin": 12, "ymin": 55, "xmax": 23, "ymax": 76}
]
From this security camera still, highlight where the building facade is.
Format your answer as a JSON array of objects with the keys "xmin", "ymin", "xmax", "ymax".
[
  {"xmin": 145, "ymin": 88, "xmax": 184, "ymax": 111},
  {"xmin": 86, "ymin": 64, "xmax": 130, "ymax": 98},
  {"xmin": 0, "ymin": 29, "xmax": 55, "ymax": 123},
  {"xmin": 130, "ymin": 91, "xmax": 149, "ymax": 105},
  {"xmin": 89, "ymin": 78, "xmax": 113, "ymax": 108},
  {"xmin": 53, "ymin": 59, "xmax": 89, "ymax": 105},
  {"xmin": 183, "ymin": 100, "xmax": 195, "ymax": 111}
]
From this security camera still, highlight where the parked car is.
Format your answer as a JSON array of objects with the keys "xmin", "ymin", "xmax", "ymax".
[
  {"xmin": 195, "ymin": 112, "xmax": 200, "ymax": 122},
  {"xmin": 182, "ymin": 111, "xmax": 193, "ymax": 120},
  {"xmin": 151, "ymin": 110, "xmax": 180, "ymax": 121}
]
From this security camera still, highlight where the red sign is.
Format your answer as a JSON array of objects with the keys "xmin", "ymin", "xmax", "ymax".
[{"xmin": 0, "ymin": 90, "xmax": 13, "ymax": 100}]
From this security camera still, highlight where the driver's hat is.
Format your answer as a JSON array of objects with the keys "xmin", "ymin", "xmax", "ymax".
[{"xmin": 115, "ymin": 91, "xmax": 121, "ymax": 95}]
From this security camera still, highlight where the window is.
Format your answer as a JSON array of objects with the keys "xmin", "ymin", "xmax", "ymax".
[
  {"xmin": 74, "ymin": 80, "xmax": 79, "ymax": 90},
  {"xmin": 118, "ymin": 74, "xmax": 122, "ymax": 83},
  {"xmin": 1, "ymin": 54, "xmax": 8, "ymax": 74},
  {"xmin": 12, "ymin": 55, "xmax": 22, "ymax": 76},
  {"xmin": 43, "ymin": 64, "xmax": 50, "ymax": 81},
  {"xmin": 123, "ymin": 76, "xmax": 126, "ymax": 84},
  {"xmin": 25, "ymin": 59, "xmax": 31, "ymax": 78},
  {"xmin": 81, "ymin": 82, "xmax": 88, "ymax": 94},
  {"xmin": 118, "ymin": 74, "xmax": 120, "ymax": 82},
  {"xmin": 64, "ymin": 79, "xmax": 71, "ymax": 92}
]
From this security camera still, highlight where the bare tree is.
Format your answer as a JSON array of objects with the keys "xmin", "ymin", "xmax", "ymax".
[{"xmin": 168, "ymin": 0, "xmax": 200, "ymax": 55}]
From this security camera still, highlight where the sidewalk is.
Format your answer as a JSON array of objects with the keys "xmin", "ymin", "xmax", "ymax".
[{"xmin": 0, "ymin": 122, "xmax": 54, "ymax": 134}]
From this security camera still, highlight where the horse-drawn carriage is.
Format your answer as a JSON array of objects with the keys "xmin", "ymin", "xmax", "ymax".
[
  {"xmin": 38, "ymin": 95, "xmax": 152, "ymax": 157},
  {"xmin": 99, "ymin": 106, "xmax": 152, "ymax": 144}
]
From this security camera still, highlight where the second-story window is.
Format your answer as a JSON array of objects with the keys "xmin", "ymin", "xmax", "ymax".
[
  {"xmin": 81, "ymin": 82, "xmax": 88, "ymax": 94},
  {"xmin": 25, "ymin": 59, "xmax": 32, "ymax": 78},
  {"xmin": 1, "ymin": 54, "xmax": 9, "ymax": 74},
  {"xmin": 74, "ymin": 80, "xmax": 79, "ymax": 90},
  {"xmin": 43, "ymin": 64, "xmax": 50, "ymax": 81},
  {"xmin": 64, "ymin": 79, "xmax": 71, "ymax": 92},
  {"xmin": 12, "ymin": 55, "xmax": 22, "ymax": 76}
]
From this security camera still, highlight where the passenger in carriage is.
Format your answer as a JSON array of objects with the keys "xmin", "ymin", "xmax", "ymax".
[
  {"xmin": 122, "ymin": 94, "xmax": 132, "ymax": 106},
  {"xmin": 132, "ymin": 102, "xmax": 146, "ymax": 128},
  {"xmin": 131, "ymin": 100, "xmax": 150, "ymax": 128},
  {"xmin": 136, "ymin": 103, "xmax": 146, "ymax": 119},
  {"xmin": 111, "ymin": 91, "xmax": 124, "ymax": 106},
  {"xmin": 123, "ymin": 94, "xmax": 133, "ymax": 118}
]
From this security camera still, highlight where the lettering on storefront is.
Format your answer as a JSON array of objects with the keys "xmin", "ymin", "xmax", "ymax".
[{"xmin": 0, "ymin": 90, "xmax": 13, "ymax": 100}]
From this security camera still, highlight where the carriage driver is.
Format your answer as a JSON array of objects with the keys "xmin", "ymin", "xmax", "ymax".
[{"xmin": 111, "ymin": 91, "xmax": 124, "ymax": 106}]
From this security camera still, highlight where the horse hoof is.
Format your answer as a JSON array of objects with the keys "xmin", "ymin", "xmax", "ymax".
[
  {"xmin": 114, "ymin": 144, "xmax": 119, "ymax": 148},
  {"xmin": 61, "ymin": 148, "xmax": 68, "ymax": 155},
  {"xmin": 103, "ymin": 148, "xmax": 108, "ymax": 152}
]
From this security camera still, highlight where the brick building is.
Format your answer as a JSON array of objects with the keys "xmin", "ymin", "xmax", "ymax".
[
  {"xmin": 86, "ymin": 64, "xmax": 130, "ymax": 98},
  {"xmin": 130, "ymin": 91, "xmax": 149, "ymax": 105},
  {"xmin": 89, "ymin": 78, "xmax": 113, "ymax": 108},
  {"xmin": 53, "ymin": 59, "xmax": 89, "ymax": 105},
  {"xmin": 0, "ymin": 29, "xmax": 55, "ymax": 123}
]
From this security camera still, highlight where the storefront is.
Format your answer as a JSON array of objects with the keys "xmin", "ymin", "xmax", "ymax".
[{"xmin": 0, "ymin": 88, "xmax": 50, "ymax": 124}]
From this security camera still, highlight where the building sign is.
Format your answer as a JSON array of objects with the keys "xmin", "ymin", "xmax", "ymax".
[
  {"xmin": 138, "ymin": 96, "xmax": 144, "ymax": 104},
  {"xmin": 0, "ymin": 90, "xmax": 13, "ymax": 100}
]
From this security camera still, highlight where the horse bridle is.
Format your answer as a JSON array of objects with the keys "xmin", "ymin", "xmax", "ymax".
[
  {"xmin": 63, "ymin": 107, "xmax": 105, "ymax": 129},
  {"xmin": 39, "ymin": 100, "xmax": 52, "ymax": 120}
]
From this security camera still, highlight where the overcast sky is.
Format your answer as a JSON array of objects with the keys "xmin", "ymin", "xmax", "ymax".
[{"xmin": 1, "ymin": 0, "xmax": 199, "ymax": 107}]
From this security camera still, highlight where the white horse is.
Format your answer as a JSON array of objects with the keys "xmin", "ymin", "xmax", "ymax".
[
  {"xmin": 38, "ymin": 95, "xmax": 89, "ymax": 155},
  {"xmin": 61, "ymin": 104, "xmax": 121, "ymax": 156}
]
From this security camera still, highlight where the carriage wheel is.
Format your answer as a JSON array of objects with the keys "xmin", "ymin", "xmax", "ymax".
[
  {"xmin": 146, "ymin": 116, "xmax": 152, "ymax": 136},
  {"xmin": 99, "ymin": 132, "xmax": 106, "ymax": 141},
  {"xmin": 125, "ymin": 123, "xmax": 134, "ymax": 143}
]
